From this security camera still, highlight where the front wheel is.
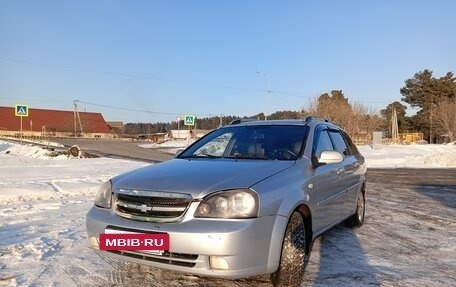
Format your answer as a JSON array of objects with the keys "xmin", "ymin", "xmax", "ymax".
[
  {"xmin": 270, "ymin": 211, "xmax": 309, "ymax": 287},
  {"xmin": 346, "ymin": 191, "xmax": 365, "ymax": 228}
]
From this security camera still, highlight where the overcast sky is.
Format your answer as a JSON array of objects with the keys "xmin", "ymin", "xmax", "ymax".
[{"xmin": 1, "ymin": 0, "xmax": 455, "ymax": 123}]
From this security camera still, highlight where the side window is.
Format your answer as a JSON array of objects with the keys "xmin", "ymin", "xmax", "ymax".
[
  {"xmin": 329, "ymin": 130, "xmax": 350, "ymax": 157},
  {"xmin": 313, "ymin": 128, "xmax": 334, "ymax": 159}
]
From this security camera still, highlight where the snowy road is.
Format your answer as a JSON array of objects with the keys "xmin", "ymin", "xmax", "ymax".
[{"xmin": 1, "ymin": 169, "xmax": 455, "ymax": 286}]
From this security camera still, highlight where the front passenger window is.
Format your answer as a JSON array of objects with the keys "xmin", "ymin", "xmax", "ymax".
[
  {"xmin": 314, "ymin": 130, "xmax": 333, "ymax": 159},
  {"xmin": 329, "ymin": 130, "xmax": 351, "ymax": 157}
]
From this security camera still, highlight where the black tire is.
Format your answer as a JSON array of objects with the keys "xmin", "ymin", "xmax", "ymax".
[
  {"xmin": 346, "ymin": 191, "xmax": 365, "ymax": 228},
  {"xmin": 270, "ymin": 211, "xmax": 309, "ymax": 287}
]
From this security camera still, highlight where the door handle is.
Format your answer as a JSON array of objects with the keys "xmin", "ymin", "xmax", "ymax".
[{"xmin": 336, "ymin": 168, "xmax": 345, "ymax": 175}]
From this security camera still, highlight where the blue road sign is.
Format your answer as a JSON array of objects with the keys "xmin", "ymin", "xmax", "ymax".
[
  {"xmin": 15, "ymin": 104, "xmax": 29, "ymax": 117},
  {"xmin": 184, "ymin": 115, "xmax": 195, "ymax": 126}
]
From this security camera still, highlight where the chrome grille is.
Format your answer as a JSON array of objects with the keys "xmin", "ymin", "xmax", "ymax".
[
  {"xmin": 108, "ymin": 250, "xmax": 198, "ymax": 268},
  {"xmin": 113, "ymin": 189, "xmax": 192, "ymax": 222}
]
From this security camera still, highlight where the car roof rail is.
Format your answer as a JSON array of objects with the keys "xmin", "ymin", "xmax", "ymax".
[
  {"xmin": 304, "ymin": 115, "xmax": 330, "ymax": 123},
  {"xmin": 229, "ymin": 118, "xmax": 259, "ymax": 125}
]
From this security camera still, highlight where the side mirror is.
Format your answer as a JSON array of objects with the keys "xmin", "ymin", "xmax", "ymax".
[{"xmin": 318, "ymin": 150, "xmax": 343, "ymax": 165}]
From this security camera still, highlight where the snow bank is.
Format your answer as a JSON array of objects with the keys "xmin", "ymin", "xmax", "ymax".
[
  {"xmin": 359, "ymin": 144, "xmax": 456, "ymax": 168},
  {"xmin": 0, "ymin": 140, "xmax": 149, "ymax": 205}
]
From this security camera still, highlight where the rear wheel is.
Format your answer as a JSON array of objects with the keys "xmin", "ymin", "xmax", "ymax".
[
  {"xmin": 270, "ymin": 211, "xmax": 309, "ymax": 287},
  {"xmin": 346, "ymin": 191, "xmax": 365, "ymax": 228}
]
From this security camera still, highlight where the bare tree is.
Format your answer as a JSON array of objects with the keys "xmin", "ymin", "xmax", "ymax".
[
  {"xmin": 435, "ymin": 99, "xmax": 456, "ymax": 142},
  {"xmin": 304, "ymin": 92, "xmax": 383, "ymax": 139}
]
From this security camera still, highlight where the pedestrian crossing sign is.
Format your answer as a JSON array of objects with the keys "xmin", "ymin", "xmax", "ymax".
[
  {"xmin": 184, "ymin": 115, "xmax": 196, "ymax": 126},
  {"xmin": 15, "ymin": 104, "xmax": 29, "ymax": 117}
]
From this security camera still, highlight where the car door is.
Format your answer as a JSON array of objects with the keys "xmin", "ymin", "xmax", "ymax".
[
  {"xmin": 311, "ymin": 126, "xmax": 347, "ymax": 232},
  {"xmin": 328, "ymin": 129, "xmax": 361, "ymax": 216}
]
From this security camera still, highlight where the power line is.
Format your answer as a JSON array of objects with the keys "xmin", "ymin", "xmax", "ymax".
[
  {"xmin": 0, "ymin": 57, "xmax": 262, "ymax": 92},
  {"xmin": 0, "ymin": 57, "xmax": 317, "ymax": 96},
  {"xmin": 270, "ymin": 92, "xmax": 304, "ymax": 109},
  {"xmin": 1, "ymin": 57, "xmax": 397, "ymax": 107},
  {"xmin": 77, "ymin": 100, "xmax": 219, "ymax": 117}
]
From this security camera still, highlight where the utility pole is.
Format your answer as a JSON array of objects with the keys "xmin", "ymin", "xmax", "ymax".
[
  {"xmin": 177, "ymin": 116, "xmax": 181, "ymax": 140},
  {"xmin": 74, "ymin": 101, "xmax": 77, "ymax": 138},
  {"xmin": 429, "ymin": 94, "xmax": 433, "ymax": 144},
  {"xmin": 391, "ymin": 106, "xmax": 399, "ymax": 142},
  {"xmin": 73, "ymin": 100, "xmax": 84, "ymax": 137}
]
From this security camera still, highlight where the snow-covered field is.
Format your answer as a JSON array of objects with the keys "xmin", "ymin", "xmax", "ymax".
[{"xmin": 0, "ymin": 139, "xmax": 455, "ymax": 286}]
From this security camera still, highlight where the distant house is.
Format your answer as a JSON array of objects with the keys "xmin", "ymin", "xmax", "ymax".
[{"xmin": 0, "ymin": 106, "xmax": 113, "ymax": 138}]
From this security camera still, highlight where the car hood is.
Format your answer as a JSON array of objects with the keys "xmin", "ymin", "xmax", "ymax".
[{"xmin": 111, "ymin": 158, "xmax": 295, "ymax": 198}]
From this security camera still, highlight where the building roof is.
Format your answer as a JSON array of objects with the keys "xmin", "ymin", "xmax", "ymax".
[{"xmin": 0, "ymin": 106, "xmax": 112, "ymax": 134}]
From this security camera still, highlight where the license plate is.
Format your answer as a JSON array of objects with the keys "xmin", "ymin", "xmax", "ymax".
[{"xmin": 100, "ymin": 228, "xmax": 169, "ymax": 254}]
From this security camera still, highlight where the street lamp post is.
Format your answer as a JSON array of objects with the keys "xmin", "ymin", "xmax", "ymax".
[
  {"xmin": 177, "ymin": 117, "xmax": 181, "ymax": 140},
  {"xmin": 256, "ymin": 70, "xmax": 270, "ymax": 121}
]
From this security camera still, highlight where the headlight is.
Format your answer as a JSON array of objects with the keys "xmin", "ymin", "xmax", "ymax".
[
  {"xmin": 195, "ymin": 189, "xmax": 259, "ymax": 218},
  {"xmin": 94, "ymin": 181, "xmax": 112, "ymax": 208}
]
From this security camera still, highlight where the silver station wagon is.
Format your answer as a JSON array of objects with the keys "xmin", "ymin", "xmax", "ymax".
[{"xmin": 86, "ymin": 116, "xmax": 367, "ymax": 287}]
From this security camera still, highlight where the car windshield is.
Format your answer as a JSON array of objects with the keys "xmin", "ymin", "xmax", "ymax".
[{"xmin": 178, "ymin": 125, "xmax": 309, "ymax": 160}]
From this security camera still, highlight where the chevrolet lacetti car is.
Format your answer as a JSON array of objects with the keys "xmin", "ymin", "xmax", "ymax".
[{"xmin": 86, "ymin": 117, "xmax": 367, "ymax": 287}]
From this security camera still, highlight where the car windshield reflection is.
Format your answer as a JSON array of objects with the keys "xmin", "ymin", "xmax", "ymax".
[{"xmin": 178, "ymin": 125, "xmax": 308, "ymax": 161}]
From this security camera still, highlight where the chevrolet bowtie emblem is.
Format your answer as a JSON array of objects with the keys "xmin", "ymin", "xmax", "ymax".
[{"xmin": 137, "ymin": 204, "xmax": 152, "ymax": 213}]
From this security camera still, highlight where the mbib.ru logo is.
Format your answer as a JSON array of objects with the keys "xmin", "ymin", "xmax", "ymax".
[{"xmin": 99, "ymin": 233, "xmax": 169, "ymax": 251}]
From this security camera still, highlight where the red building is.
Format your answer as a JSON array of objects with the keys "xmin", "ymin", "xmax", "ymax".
[{"xmin": 0, "ymin": 106, "xmax": 113, "ymax": 138}]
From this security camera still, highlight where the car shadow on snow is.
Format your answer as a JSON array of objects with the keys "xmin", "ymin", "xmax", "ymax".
[{"xmin": 302, "ymin": 225, "xmax": 380, "ymax": 286}]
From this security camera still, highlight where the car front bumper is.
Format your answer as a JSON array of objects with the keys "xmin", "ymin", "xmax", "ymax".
[{"xmin": 86, "ymin": 203, "xmax": 287, "ymax": 279}]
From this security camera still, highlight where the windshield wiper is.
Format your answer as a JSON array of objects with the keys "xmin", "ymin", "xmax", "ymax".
[
  {"xmin": 180, "ymin": 153, "xmax": 221, "ymax": 159},
  {"xmin": 225, "ymin": 153, "xmax": 269, "ymax": 160}
]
